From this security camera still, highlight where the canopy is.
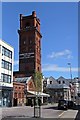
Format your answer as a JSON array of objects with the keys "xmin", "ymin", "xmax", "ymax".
[{"xmin": 27, "ymin": 91, "xmax": 50, "ymax": 97}]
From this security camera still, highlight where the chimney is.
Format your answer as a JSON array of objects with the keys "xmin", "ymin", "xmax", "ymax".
[{"xmin": 32, "ymin": 11, "xmax": 36, "ymax": 17}]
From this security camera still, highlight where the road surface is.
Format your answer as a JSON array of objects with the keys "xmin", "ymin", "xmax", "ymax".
[{"xmin": 0, "ymin": 104, "xmax": 78, "ymax": 120}]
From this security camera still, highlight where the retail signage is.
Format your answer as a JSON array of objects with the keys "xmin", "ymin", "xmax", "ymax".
[
  {"xmin": 0, "ymin": 82, "xmax": 13, "ymax": 87},
  {"xmin": 19, "ymin": 52, "xmax": 34, "ymax": 59}
]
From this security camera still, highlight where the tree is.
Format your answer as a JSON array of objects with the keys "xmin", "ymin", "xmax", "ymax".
[
  {"xmin": 33, "ymin": 71, "xmax": 43, "ymax": 93},
  {"xmin": 33, "ymin": 72, "xmax": 43, "ymax": 117}
]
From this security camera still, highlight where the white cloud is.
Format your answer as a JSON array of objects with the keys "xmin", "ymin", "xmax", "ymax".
[
  {"xmin": 14, "ymin": 60, "xmax": 19, "ymax": 66},
  {"xmin": 48, "ymin": 49, "xmax": 73, "ymax": 59},
  {"xmin": 42, "ymin": 64, "xmax": 78, "ymax": 72}
]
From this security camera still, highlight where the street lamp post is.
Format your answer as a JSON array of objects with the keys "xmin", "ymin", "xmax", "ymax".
[
  {"xmin": 68, "ymin": 63, "xmax": 72, "ymax": 83},
  {"xmin": 68, "ymin": 63, "xmax": 73, "ymax": 101}
]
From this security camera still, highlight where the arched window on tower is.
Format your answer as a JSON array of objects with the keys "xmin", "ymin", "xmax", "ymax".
[
  {"xmin": 38, "ymin": 67, "xmax": 39, "ymax": 71},
  {"xmin": 36, "ymin": 23, "xmax": 38, "ymax": 30},
  {"xmin": 25, "ymin": 22, "xmax": 30, "ymax": 28}
]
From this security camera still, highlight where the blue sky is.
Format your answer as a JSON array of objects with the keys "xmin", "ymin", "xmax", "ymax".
[{"xmin": 1, "ymin": 2, "xmax": 78, "ymax": 79}]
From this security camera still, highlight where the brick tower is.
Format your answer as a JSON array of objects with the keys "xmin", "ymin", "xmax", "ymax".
[{"xmin": 18, "ymin": 11, "xmax": 42, "ymax": 77}]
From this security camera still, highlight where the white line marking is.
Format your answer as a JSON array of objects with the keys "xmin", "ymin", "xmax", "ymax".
[{"xmin": 59, "ymin": 111, "xmax": 65, "ymax": 117}]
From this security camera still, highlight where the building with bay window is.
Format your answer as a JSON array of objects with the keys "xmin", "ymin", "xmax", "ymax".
[{"xmin": 0, "ymin": 39, "xmax": 14, "ymax": 107}]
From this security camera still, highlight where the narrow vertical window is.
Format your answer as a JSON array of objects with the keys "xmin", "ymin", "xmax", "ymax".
[{"xmin": 0, "ymin": 45, "xmax": 1, "ymax": 53}]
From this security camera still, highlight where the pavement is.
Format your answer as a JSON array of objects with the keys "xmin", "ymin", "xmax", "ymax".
[
  {"xmin": 0, "ymin": 103, "xmax": 80, "ymax": 120},
  {"xmin": 74, "ymin": 105, "xmax": 80, "ymax": 120},
  {"xmin": 75, "ymin": 110, "xmax": 80, "ymax": 120},
  {"xmin": 59, "ymin": 110, "xmax": 78, "ymax": 119}
]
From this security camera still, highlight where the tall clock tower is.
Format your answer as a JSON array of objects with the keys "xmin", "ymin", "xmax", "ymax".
[{"xmin": 18, "ymin": 11, "xmax": 42, "ymax": 76}]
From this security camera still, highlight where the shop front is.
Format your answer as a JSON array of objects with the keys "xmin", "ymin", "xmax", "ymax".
[{"xmin": 0, "ymin": 86, "xmax": 13, "ymax": 107}]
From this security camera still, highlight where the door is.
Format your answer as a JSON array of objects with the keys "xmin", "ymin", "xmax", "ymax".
[{"xmin": 13, "ymin": 98, "xmax": 17, "ymax": 106}]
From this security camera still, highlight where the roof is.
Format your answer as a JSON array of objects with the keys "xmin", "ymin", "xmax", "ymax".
[
  {"xmin": 0, "ymin": 39, "xmax": 14, "ymax": 49},
  {"xmin": 46, "ymin": 84, "xmax": 70, "ymax": 89},
  {"xmin": 27, "ymin": 91, "xmax": 50, "ymax": 97},
  {"xmin": 57, "ymin": 76, "xmax": 66, "ymax": 81},
  {"xmin": 14, "ymin": 76, "xmax": 32, "ymax": 83},
  {"xmin": 13, "ymin": 82, "xmax": 25, "ymax": 85}
]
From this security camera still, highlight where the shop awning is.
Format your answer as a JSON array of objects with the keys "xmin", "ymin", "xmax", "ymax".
[{"xmin": 27, "ymin": 91, "xmax": 50, "ymax": 97}]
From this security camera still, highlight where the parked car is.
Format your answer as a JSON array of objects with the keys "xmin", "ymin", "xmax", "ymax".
[
  {"xmin": 58, "ymin": 99, "xmax": 68, "ymax": 110},
  {"xmin": 68, "ymin": 100, "xmax": 76, "ymax": 109}
]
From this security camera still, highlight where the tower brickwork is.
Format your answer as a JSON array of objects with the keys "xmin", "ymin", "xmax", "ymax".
[{"xmin": 18, "ymin": 11, "xmax": 42, "ymax": 76}]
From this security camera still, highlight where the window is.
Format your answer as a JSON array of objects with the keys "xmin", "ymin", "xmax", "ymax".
[
  {"xmin": 24, "ymin": 41, "xmax": 26, "ymax": 44},
  {"xmin": 9, "ymin": 63, "xmax": 12, "ymax": 71},
  {"xmin": 22, "ymin": 93, "xmax": 24, "ymax": 98},
  {"xmin": 1, "ymin": 73, "xmax": 11, "ymax": 83},
  {"xmin": 36, "ymin": 24, "xmax": 38, "ymax": 29},
  {"xmin": 59, "ymin": 81, "xmax": 61, "ymax": 84},
  {"xmin": 39, "ymin": 40, "xmax": 40, "ymax": 47},
  {"xmin": 14, "ymin": 92, "xmax": 17, "ymax": 98},
  {"xmin": 51, "ymin": 81, "xmax": 53, "ymax": 84},
  {"xmin": 8, "ymin": 50, "xmax": 12, "ymax": 58},
  {"xmin": 29, "ymin": 47, "xmax": 33, "ymax": 52},
  {"xmin": 1, "ymin": 74, "xmax": 3, "ymax": 82},
  {"xmin": 38, "ymin": 67, "xmax": 39, "ymax": 71},
  {"xmin": 29, "ymin": 39, "xmax": 32, "ymax": 44},
  {"xmin": 2, "ymin": 47, "xmax": 4, "ymax": 55},
  {"xmin": 1, "ymin": 60, "xmax": 12, "ymax": 71},
  {"xmin": 2, "ymin": 60, "xmax": 4, "ymax": 68},
  {"xmin": 50, "ymin": 81, "xmax": 52, "ymax": 84},
  {"xmin": 26, "ymin": 22, "xmax": 30, "ymax": 26},
  {"xmin": 4, "ymin": 75, "xmax": 8, "ymax": 83},
  {"xmin": 26, "ymin": 22, "xmax": 30, "ymax": 28},
  {"xmin": 2, "ymin": 46, "xmax": 12, "ymax": 58},
  {"xmin": 3, "ymin": 74, "xmax": 5, "ymax": 82},
  {"xmin": 0, "ymin": 45, "xmax": 1, "ymax": 53},
  {"xmin": 18, "ymin": 93, "xmax": 21, "ymax": 98},
  {"xmin": 8, "ymin": 76, "xmax": 11, "ymax": 83},
  {"xmin": 15, "ymin": 87, "xmax": 17, "ymax": 89},
  {"xmin": 5, "ymin": 49, "xmax": 9, "ymax": 57},
  {"xmin": 63, "ymin": 81, "xmax": 65, "ymax": 84}
]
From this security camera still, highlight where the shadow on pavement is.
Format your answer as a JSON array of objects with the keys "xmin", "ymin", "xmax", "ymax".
[
  {"xmin": 43, "ymin": 106, "xmax": 58, "ymax": 110},
  {"xmin": 1, "ymin": 118, "xmax": 61, "ymax": 120},
  {"xmin": 74, "ymin": 105, "xmax": 80, "ymax": 120},
  {"xmin": 75, "ymin": 110, "xmax": 80, "ymax": 120}
]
